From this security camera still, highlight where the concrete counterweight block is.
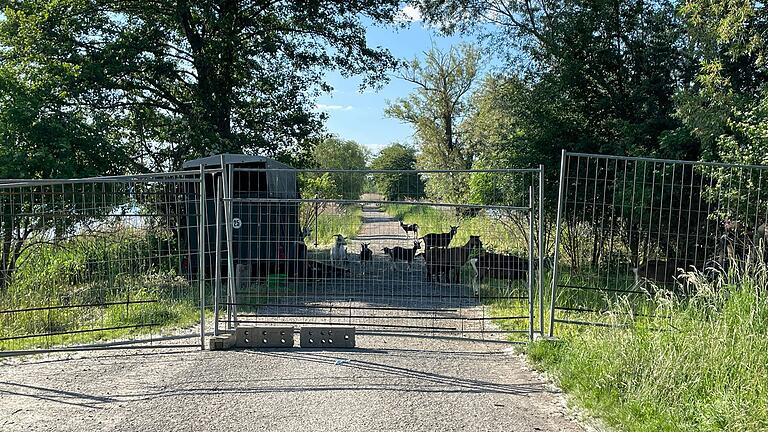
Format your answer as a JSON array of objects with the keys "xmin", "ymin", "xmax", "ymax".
[
  {"xmin": 209, "ymin": 333, "xmax": 236, "ymax": 350},
  {"xmin": 300, "ymin": 327, "xmax": 355, "ymax": 348},
  {"xmin": 235, "ymin": 326, "xmax": 294, "ymax": 348}
]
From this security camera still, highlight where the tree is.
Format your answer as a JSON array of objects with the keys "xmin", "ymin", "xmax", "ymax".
[
  {"xmin": 418, "ymin": 0, "xmax": 698, "ymax": 160},
  {"xmin": 370, "ymin": 143, "xmax": 424, "ymax": 200},
  {"xmin": 677, "ymin": 0, "xmax": 768, "ymax": 230},
  {"xmin": 678, "ymin": 0, "xmax": 768, "ymax": 164},
  {"xmin": 0, "ymin": 0, "xmax": 403, "ymax": 171},
  {"xmin": 313, "ymin": 137, "xmax": 369, "ymax": 200},
  {"xmin": 0, "ymin": 69, "xmax": 129, "ymax": 292},
  {"xmin": 385, "ymin": 44, "xmax": 480, "ymax": 203}
]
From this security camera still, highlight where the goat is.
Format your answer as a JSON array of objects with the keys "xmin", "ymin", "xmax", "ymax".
[
  {"xmin": 359, "ymin": 243, "xmax": 373, "ymax": 273},
  {"xmin": 383, "ymin": 241, "xmax": 421, "ymax": 268},
  {"xmin": 420, "ymin": 225, "xmax": 459, "ymax": 250},
  {"xmin": 330, "ymin": 234, "xmax": 348, "ymax": 266},
  {"xmin": 470, "ymin": 252, "xmax": 530, "ymax": 284},
  {"xmin": 423, "ymin": 235, "xmax": 482, "ymax": 283},
  {"xmin": 399, "ymin": 220, "xmax": 419, "ymax": 238},
  {"xmin": 307, "ymin": 260, "xmax": 351, "ymax": 279}
]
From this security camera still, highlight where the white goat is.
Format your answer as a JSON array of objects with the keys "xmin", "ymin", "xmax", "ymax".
[{"xmin": 330, "ymin": 234, "xmax": 348, "ymax": 266}]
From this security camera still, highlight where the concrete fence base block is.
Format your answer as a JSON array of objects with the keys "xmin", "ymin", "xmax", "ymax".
[
  {"xmin": 235, "ymin": 326, "xmax": 294, "ymax": 348},
  {"xmin": 300, "ymin": 326, "xmax": 355, "ymax": 348},
  {"xmin": 209, "ymin": 333, "xmax": 236, "ymax": 350}
]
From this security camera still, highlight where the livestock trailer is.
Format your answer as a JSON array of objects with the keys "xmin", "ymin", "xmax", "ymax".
[{"xmin": 181, "ymin": 154, "xmax": 305, "ymax": 278}]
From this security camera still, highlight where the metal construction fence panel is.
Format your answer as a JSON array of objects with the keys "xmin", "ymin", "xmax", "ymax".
[
  {"xmin": 208, "ymin": 166, "xmax": 547, "ymax": 342},
  {"xmin": 549, "ymin": 151, "xmax": 768, "ymax": 335},
  {"xmin": 0, "ymin": 162, "xmax": 547, "ymax": 355},
  {"xmin": 0, "ymin": 171, "xmax": 211, "ymax": 355}
]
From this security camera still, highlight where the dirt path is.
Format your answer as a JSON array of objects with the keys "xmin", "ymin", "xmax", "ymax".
[
  {"xmin": 0, "ymin": 204, "xmax": 586, "ymax": 432},
  {"xmin": 0, "ymin": 334, "xmax": 585, "ymax": 432}
]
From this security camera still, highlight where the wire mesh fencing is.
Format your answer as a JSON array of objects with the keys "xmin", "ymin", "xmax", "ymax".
[
  {"xmin": 208, "ymin": 165, "xmax": 547, "ymax": 342},
  {"xmin": 0, "ymin": 171, "xmax": 209, "ymax": 354},
  {"xmin": 549, "ymin": 152, "xmax": 768, "ymax": 334}
]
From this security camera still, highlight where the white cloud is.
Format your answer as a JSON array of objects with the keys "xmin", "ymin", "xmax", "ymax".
[
  {"xmin": 315, "ymin": 104, "xmax": 354, "ymax": 111},
  {"xmin": 396, "ymin": 5, "xmax": 422, "ymax": 22}
]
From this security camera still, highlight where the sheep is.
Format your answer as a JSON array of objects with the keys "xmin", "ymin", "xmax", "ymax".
[
  {"xmin": 383, "ymin": 241, "xmax": 421, "ymax": 268},
  {"xmin": 420, "ymin": 225, "xmax": 459, "ymax": 250},
  {"xmin": 423, "ymin": 235, "xmax": 482, "ymax": 283},
  {"xmin": 359, "ymin": 243, "xmax": 373, "ymax": 274},
  {"xmin": 330, "ymin": 234, "xmax": 348, "ymax": 267},
  {"xmin": 399, "ymin": 220, "xmax": 419, "ymax": 238}
]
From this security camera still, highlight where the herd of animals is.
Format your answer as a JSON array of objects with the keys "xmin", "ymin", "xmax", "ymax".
[
  {"xmin": 319, "ymin": 218, "xmax": 768, "ymax": 293},
  {"xmin": 324, "ymin": 222, "xmax": 534, "ymax": 285}
]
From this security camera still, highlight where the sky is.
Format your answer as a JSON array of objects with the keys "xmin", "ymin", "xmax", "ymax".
[{"xmin": 314, "ymin": 7, "xmax": 472, "ymax": 154}]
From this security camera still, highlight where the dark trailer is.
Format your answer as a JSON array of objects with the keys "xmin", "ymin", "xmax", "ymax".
[{"xmin": 181, "ymin": 154, "xmax": 305, "ymax": 278}]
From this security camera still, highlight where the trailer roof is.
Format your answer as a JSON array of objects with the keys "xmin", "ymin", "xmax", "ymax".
[{"xmin": 182, "ymin": 153, "xmax": 294, "ymax": 170}]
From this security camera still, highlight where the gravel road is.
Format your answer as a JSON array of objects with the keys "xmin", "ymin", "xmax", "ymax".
[
  {"xmin": 0, "ymin": 333, "xmax": 585, "ymax": 432},
  {"xmin": 0, "ymin": 203, "xmax": 586, "ymax": 432}
]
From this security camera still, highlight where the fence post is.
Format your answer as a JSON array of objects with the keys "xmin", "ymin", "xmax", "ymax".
[
  {"xmin": 548, "ymin": 150, "xmax": 567, "ymax": 337},
  {"xmin": 538, "ymin": 165, "xmax": 545, "ymax": 336},
  {"xmin": 213, "ymin": 175, "xmax": 222, "ymax": 336},
  {"xmin": 198, "ymin": 165, "xmax": 207, "ymax": 350},
  {"xmin": 221, "ymin": 156, "xmax": 237, "ymax": 328},
  {"xmin": 528, "ymin": 185, "xmax": 535, "ymax": 341}
]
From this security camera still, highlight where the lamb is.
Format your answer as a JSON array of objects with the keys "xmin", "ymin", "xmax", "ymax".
[
  {"xmin": 420, "ymin": 225, "xmax": 459, "ymax": 250},
  {"xmin": 330, "ymin": 234, "xmax": 348, "ymax": 266},
  {"xmin": 399, "ymin": 220, "xmax": 419, "ymax": 238},
  {"xmin": 383, "ymin": 241, "xmax": 421, "ymax": 268},
  {"xmin": 423, "ymin": 235, "xmax": 482, "ymax": 283}
]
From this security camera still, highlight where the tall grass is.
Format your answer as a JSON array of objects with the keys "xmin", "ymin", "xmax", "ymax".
[
  {"xmin": 0, "ymin": 231, "xmax": 200, "ymax": 351},
  {"xmin": 308, "ymin": 205, "xmax": 363, "ymax": 248},
  {"xmin": 525, "ymin": 254, "xmax": 768, "ymax": 431}
]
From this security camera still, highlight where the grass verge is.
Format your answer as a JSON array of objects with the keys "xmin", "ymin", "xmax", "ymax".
[{"xmin": 503, "ymin": 261, "xmax": 768, "ymax": 431}]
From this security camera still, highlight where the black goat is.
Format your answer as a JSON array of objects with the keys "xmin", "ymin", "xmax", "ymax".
[
  {"xmin": 399, "ymin": 220, "xmax": 419, "ymax": 238},
  {"xmin": 383, "ymin": 241, "xmax": 421, "ymax": 267},
  {"xmin": 420, "ymin": 225, "xmax": 459, "ymax": 250},
  {"xmin": 470, "ymin": 252, "xmax": 530, "ymax": 283},
  {"xmin": 307, "ymin": 260, "xmax": 351, "ymax": 279},
  {"xmin": 423, "ymin": 236, "xmax": 482, "ymax": 283},
  {"xmin": 359, "ymin": 243, "xmax": 373, "ymax": 274},
  {"xmin": 359, "ymin": 243, "xmax": 373, "ymax": 263}
]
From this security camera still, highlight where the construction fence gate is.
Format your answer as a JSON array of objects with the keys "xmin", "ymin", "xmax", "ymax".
[
  {"xmin": 548, "ymin": 151, "xmax": 768, "ymax": 335},
  {"xmin": 206, "ymin": 159, "xmax": 547, "ymax": 344},
  {"xmin": 5, "ymin": 150, "xmax": 765, "ymax": 355},
  {"xmin": 1, "ymin": 156, "xmax": 548, "ymax": 356}
]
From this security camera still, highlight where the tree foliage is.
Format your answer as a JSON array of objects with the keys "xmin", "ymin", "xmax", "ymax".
[
  {"xmin": 370, "ymin": 143, "xmax": 424, "ymax": 200},
  {"xmin": 313, "ymin": 136, "xmax": 369, "ymax": 200},
  {"xmin": 0, "ymin": 0, "xmax": 402, "ymax": 171},
  {"xmin": 385, "ymin": 44, "xmax": 480, "ymax": 202}
]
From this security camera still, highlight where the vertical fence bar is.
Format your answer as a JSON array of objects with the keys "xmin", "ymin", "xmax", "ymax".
[
  {"xmin": 198, "ymin": 166, "xmax": 207, "ymax": 350},
  {"xmin": 548, "ymin": 150, "xmax": 567, "ymax": 337},
  {"xmin": 538, "ymin": 165, "xmax": 545, "ymax": 336},
  {"xmin": 221, "ymin": 156, "xmax": 237, "ymax": 329},
  {"xmin": 528, "ymin": 185, "xmax": 535, "ymax": 341},
  {"xmin": 213, "ymin": 175, "xmax": 223, "ymax": 336}
]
